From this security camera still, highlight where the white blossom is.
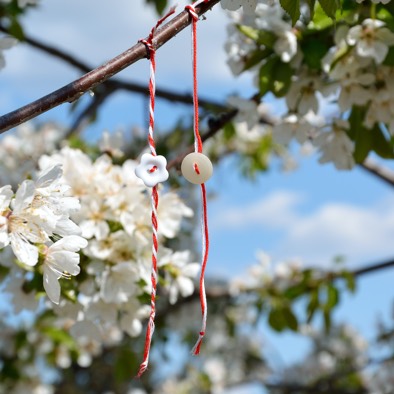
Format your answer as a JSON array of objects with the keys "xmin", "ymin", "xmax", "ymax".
[
  {"xmin": 347, "ymin": 18, "xmax": 394, "ymax": 64},
  {"xmin": 98, "ymin": 130, "xmax": 124, "ymax": 158},
  {"xmin": 228, "ymin": 96, "xmax": 259, "ymax": 130},
  {"xmin": 0, "ymin": 35, "xmax": 17, "ymax": 69},
  {"xmin": 120, "ymin": 300, "xmax": 150, "ymax": 337},
  {"xmin": 100, "ymin": 262, "xmax": 139, "ymax": 304},
  {"xmin": 4, "ymin": 274, "xmax": 40, "ymax": 313},
  {"xmin": 274, "ymin": 29, "xmax": 297, "ymax": 63},
  {"xmin": 0, "ymin": 185, "xmax": 13, "ymax": 248},
  {"xmin": 221, "ymin": 0, "xmax": 258, "ymax": 14},
  {"xmin": 286, "ymin": 71, "xmax": 336, "ymax": 115},
  {"xmin": 42, "ymin": 235, "xmax": 87, "ymax": 304},
  {"xmin": 158, "ymin": 193, "xmax": 193, "ymax": 239},
  {"xmin": 85, "ymin": 296, "xmax": 118, "ymax": 325},
  {"xmin": 158, "ymin": 250, "xmax": 200, "ymax": 304},
  {"xmin": 273, "ymin": 113, "xmax": 312, "ymax": 145},
  {"xmin": 254, "ymin": 2, "xmax": 298, "ymax": 62},
  {"xmin": 0, "ymin": 165, "xmax": 82, "ymax": 267},
  {"xmin": 225, "ymin": 24, "xmax": 256, "ymax": 75},
  {"xmin": 314, "ymin": 119, "xmax": 355, "ymax": 170}
]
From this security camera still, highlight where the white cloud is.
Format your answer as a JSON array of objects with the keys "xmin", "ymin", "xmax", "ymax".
[
  {"xmin": 282, "ymin": 197, "xmax": 394, "ymax": 265},
  {"xmin": 213, "ymin": 190, "xmax": 303, "ymax": 229},
  {"xmin": 213, "ymin": 190, "xmax": 394, "ymax": 266}
]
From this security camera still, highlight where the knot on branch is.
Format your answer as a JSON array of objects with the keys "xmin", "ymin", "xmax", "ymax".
[
  {"xmin": 139, "ymin": 38, "xmax": 155, "ymax": 60},
  {"xmin": 139, "ymin": 6, "xmax": 177, "ymax": 60},
  {"xmin": 185, "ymin": 5, "xmax": 199, "ymax": 21}
]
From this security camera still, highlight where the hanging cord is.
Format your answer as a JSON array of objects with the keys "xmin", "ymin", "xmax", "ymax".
[
  {"xmin": 185, "ymin": 0, "xmax": 211, "ymax": 356},
  {"xmin": 136, "ymin": 6, "xmax": 176, "ymax": 378}
]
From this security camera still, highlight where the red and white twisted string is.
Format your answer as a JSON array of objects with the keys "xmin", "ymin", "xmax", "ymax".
[
  {"xmin": 136, "ymin": 6, "xmax": 176, "ymax": 378},
  {"xmin": 185, "ymin": 0, "xmax": 211, "ymax": 356}
]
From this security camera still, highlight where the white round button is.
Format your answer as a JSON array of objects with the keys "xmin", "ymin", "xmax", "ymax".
[{"xmin": 181, "ymin": 152, "xmax": 213, "ymax": 184}]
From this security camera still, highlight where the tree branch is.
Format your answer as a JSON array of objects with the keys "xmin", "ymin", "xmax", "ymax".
[
  {"xmin": 353, "ymin": 258, "xmax": 394, "ymax": 277},
  {"xmin": 171, "ymin": 257, "xmax": 394, "ymax": 303},
  {"xmin": 263, "ymin": 355, "xmax": 394, "ymax": 394},
  {"xmin": 360, "ymin": 158, "xmax": 394, "ymax": 188},
  {"xmin": 0, "ymin": 24, "xmax": 227, "ymax": 111},
  {"xmin": 0, "ymin": 0, "xmax": 221, "ymax": 133}
]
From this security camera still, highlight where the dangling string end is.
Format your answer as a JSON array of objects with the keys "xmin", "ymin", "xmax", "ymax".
[{"xmin": 191, "ymin": 333, "xmax": 205, "ymax": 355}]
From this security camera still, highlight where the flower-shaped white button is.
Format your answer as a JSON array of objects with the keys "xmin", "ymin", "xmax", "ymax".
[{"xmin": 135, "ymin": 153, "xmax": 169, "ymax": 187}]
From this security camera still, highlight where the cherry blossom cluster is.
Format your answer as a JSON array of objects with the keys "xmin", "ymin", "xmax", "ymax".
[
  {"xmin": 0, "ymin": 123, "xmax": 200, "ymax": 391},
  {"xmin": 224, "ymin": 0, "xmax": 394, "ymax": 170},
  {"xmin": 0, "ymin": 162, "xmax": 84, "ymax": 299},
  {"xmin": 280, "ymin": 324, "xmax": 368, "ymax": 387},
  {"xmin": 0, "ymin": 123, "xmax": 66, "ymax": 187}
]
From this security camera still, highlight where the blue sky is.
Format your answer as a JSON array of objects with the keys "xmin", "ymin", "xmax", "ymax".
[{"xmin": 1, "ymin": 0, "xmax": 394, "ymax": 387}]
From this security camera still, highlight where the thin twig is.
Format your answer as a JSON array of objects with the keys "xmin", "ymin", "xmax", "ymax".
[
  {"xmin": 0, "ymin": 0, "xmax": 221, "ymax": 133},
  {"xmin": 173, "ymin": 257, "xmax": 394, "ymax": 302},
  {"xmin": 67, "ymin": 85, "xmax": 115, "ymax": 136},
  {"xmin": 167, "ymin": 108, "xmax": 239, "ymax": 170},
  {"xmin": 360, "ymin": 158, "xmax": 394, "ymax": 188}
]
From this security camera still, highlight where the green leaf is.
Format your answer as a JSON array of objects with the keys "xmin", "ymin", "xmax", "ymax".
[
  {"xmin": 259, "ymin": 57, "xmax": 293, "ymax": 98},
  {"xmin": 309, "ymin": 3, "xmax": 335, "ymax": 31},
  {"xmin": 268, "ymin": 306, "xmax": 298, "ymax": 331},
  {"xmin": 283, "ymin": 306, "xmax": 298, "ymax": 331},
  {"xmin": 326, "ymin": 284, "xmax": 339, "ymax": 309},
  {"xmin": 342, "ymin": 271, "xmax": 356, "ymax": 293},
  {"xmin": 243, "ymin": 48, "xmax": 271, "ymax": 71},
  {"xmin": 307, "ymin": 289, "xmax": 319, "ymax": 323},
  {"xmin": 318, "ymin": 0, "xmax": 339, "ymax": 19},
  {"xmin": 284, "ymin": 283, "xmax": 308, "ymax": 300},
  {"xmin": 115, "ymin": 347, "xmax": 138, "ymax": 383},
  {"xmin": 145, "ymin": 0, "xmax": 167, "ymax": 15},
  {"xmin": 237, "ymin": 25, "xmax": 276, "ymax": 48},
  {"xmin": 301, "ymin": 37, "xmax": 329, "ymax": 70},
  {"xmin": 323, "ymin": 308, "xmax": 331, "ymax": 332},
  {"xmin": 372, "ymin": 124, "xmax": 394, "ymax": 159},
  {"xmin": 9, "ymin": 17, "xmax": 24, "ymax": 40},
  {"xmin": 354, "ymin": 131, "xmax": 372, "ymax": 163},
  {"xmin": 237, "ymin": 24, "xmax": 259, "ymax": 41},
  {"xmin": 268, "ymin": 307, "xmax": 287, "ymax": 332},
  {"xmin": 271, "ymin": 60, "xmax": 293, "ymax": 97},
  {"xmin": 383, "ymin": 46, "xmax": 394, "ymax": 66},
  {"xmin": 306, "ymin": 0, "xmax": 317, "ymax": 19},
  {"xmin": 259, "ymin": 57, "xmax": 276, "ymax": 96},
  {"xmin": 2, "ymin": 358, "xmax": 20, "ymax": 380},
  {"xmin": 237, "ymin": 25, "xmax": 259, "ymax": 41},
  {"xmin": 257, "ymin": 30, "xmax": 276, "ymax": 48},
  {"xmin": 223, "ymin": 122, "xmax": 236, "ymax": 141},
  {"xmin": 348, "ymin": 106, "xmax": 372, "ymax": 163},
  {"xmin": 279, "ymin": 0, "xmax": 301, "ymax": 25},
  {"xmin": 42, "ymin": 327, "xmax": 77, "ymax": 350}
]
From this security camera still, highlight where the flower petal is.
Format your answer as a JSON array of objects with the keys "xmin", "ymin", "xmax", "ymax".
[
  {"xmin": 49, "ymin": 251, "xmax": 81, "ymax": 276},
  {"xmin": 13, "ymin": 180, "xmax": 35, "ymax": 213},
  {"xmin": 0, "ymin": 185, "xmax": 13, "ymax": 212},
  {"xmin": 36, "ymin": 164, "xmax": 63, "ymax": 189},
  {"xmin": 9, "ymin": 232, "xmax": 38, "ymax": 266},
  {"xmin": 43, "ymin": 265, "xmax": 61, "ymax": 304}
]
